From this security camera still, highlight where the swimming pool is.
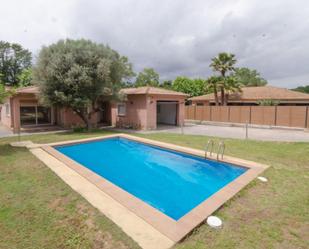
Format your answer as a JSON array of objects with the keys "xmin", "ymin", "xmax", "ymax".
[{"xmin": 55, "ymin": 137, "xmax": 247, "ymax": 220}]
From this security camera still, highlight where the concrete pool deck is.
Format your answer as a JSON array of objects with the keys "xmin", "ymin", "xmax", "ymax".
[
  {"xmin": 20, "ymin": 134, "xmax": 269, "ymax": 249},
  {"xmin": 29, "ymin": 146, "xmax": 174, "ymax": 249}
]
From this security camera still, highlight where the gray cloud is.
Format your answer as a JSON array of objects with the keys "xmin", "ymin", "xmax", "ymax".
[{"xmin": 1, "ymin": 0, "xmax": 309, "ymax": 87}]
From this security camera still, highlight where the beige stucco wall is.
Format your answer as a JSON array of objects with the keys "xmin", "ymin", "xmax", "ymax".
[
  {"xmin": 112, "ymin": 94, "xmax": 186, "ymax": 130},
  {"xmin": 4, "ymin": 91, "xmax": 112, "ymax": 131},
  {"xmin": 0, "ymin": 99, "xmax": 12, "ymax": 128},
  {"xmin": 3, "ymin": 93, "xmax": 56, "ymax": 131},
  {"xmin": 2, "ymin": 91, "xmax": 186, "ymax": 131},
  {"xmin": 111, "ymin": 94, "xmax": 148, "ymax": 129},
  {"xmin": 57, "ymin": 107, "xmax": 103, "ymax": 128},
  {"xmin": 0, "ymin": 98, "xmax": 13, "ymax": 128},
  {"xmin": 147, "ymin": 95, "xmax": 186, "ymax": 129},
  {"xmin": 8, "ymin": 93, "xmax": 39, "ymax": 132}
]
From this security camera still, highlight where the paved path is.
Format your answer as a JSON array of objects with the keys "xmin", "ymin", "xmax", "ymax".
[
  {"xmin": 2, "ymin": 123, "xmax": 309, "ymax": 142},
  {"xmin": 146, "ymin": 124, "xmax": 309, "ymax": 142},
  {"xmin": 0, "ymin": 125, "xmax": 69, "ymax": 138},
  {"xmin": 0, "ymin": 125, "xmax": 13, "ymax": 137}
]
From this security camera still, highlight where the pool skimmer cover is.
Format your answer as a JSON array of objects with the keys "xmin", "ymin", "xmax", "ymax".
[
  {"xmin": 207, "ymin": 216, "xmax": 222, "ymax": 228},
  {"xmin": 257, "ymin": 176, "xmax": 268, "ymax": 182}
]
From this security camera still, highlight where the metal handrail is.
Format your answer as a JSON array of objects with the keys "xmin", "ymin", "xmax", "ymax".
[
  {"xmin": 217, "ymin": 141, "xmax": 225, "ymax": 160},
  {"xmin": 205, "ymin": 139, "xmax": 214, "ymax": 158}
]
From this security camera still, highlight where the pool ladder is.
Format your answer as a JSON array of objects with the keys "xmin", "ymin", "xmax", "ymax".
[
  {"xmin": 205, "ymin": 140, "xmax": 225, "ymax": 160},
  {"xmin": 205, "ymin": 139, "xmax": 214, "ymax": 158},
  {"xmin": 217, "ymin": 141, "xmax": 225, "ymax": 160}
]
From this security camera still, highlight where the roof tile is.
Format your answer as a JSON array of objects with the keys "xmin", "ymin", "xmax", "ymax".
[{"xmin": 189, "ymin": 86, "xmax": 309, "ymax": 101}]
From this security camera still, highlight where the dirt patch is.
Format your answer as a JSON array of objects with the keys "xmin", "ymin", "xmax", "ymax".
[
  {"xmin": 88, "ymin": 225, "xmax": 129, "ymax": 249},
  {"xmin": 48, "ymin": 197, "xmax": 70, "ymax": 209},
  {"xmin": 76, "ymin": 202, "xmax": 131, "ymax": 249}
]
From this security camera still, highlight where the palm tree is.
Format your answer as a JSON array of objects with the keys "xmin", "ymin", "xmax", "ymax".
[
  {"xmin": 223, "ymin": 77, "xmax": 243, "ymax": 105},
  {"xmin": 205, "ymin": 76, "xmax": 223, "ymax": 106},
  {"xmin": 210, "ymin": 52, "xmax": 237, "ymax": 105}
]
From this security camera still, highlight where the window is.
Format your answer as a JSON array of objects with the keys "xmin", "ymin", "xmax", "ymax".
[
  {"xmin": 196, "ymin": 102, "xmax": 204, "ymax": 106},
  {"xmin": 20, "ymin": 106, "xmax": 36, "ymax": 125},
  {"xmin": 37, "ymin": 106, "xmax": 51, "ymax": 124},
  {"xmin": 20, "ymin": 106, "xmax": 51, "ymax": 126},
  {"xmin": 5, "ymin": 103, "xmax": 10, "ymax": 116},
  {"xmin": 117, "ymin": 103, "xmax": 126, "ymax": 116}
]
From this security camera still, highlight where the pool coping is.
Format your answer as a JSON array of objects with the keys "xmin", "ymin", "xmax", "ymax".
[{"xmin": 40, "ymin": 134, "xmax": 269, "ymax": 242}]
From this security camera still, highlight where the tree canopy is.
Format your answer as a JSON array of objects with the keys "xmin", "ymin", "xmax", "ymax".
[
  {"xmin": 172, "ymin": 77, "xmax": 206, "ymax": 97},
  {"xmin": 0, "ymin": 41, "xmax": 32, "ymax": 86},
  {"xmin": 134, "ymin": 68, "xmax": 159, "ymax": 87},
  {"xmin": 257, "ymin": 99, "xmax": 280, "ymax": 106},
  {"xmin": 17, "ymin": 68, "xmax": 32, "ymax": 87},
  {"xmin": 292, "ymin": 85, "xmax": 309, "ymax": 94},
  {"xmin": 33, "ymin": 39, "xmax": 134, "ymax": 129},
  {"xmin": 0, "ymin": 84, "xmax": 14, "ymax": 104},
  {"xmin": 210, "ymin": 52, "xmax": 236, "ymax": 77},
  {"xmin": 209, "ymin": 52, "xmax": 238, "ymax": 105},
  {"xmin": 205, "ymin": 76, "xmax": 222, "ymax": 106},
  {"xmin": 233, "ymin": 67, "xmax": 267, "ymax": 86}
]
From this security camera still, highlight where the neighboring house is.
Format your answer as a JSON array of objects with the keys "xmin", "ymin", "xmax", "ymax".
[
  {"xmin": 0, "ymin": 86, "xmax": 187, "ymax": 132},
  {"xmin": 189, "ymin": 86, "xmax": 309, "ymax": 106}
]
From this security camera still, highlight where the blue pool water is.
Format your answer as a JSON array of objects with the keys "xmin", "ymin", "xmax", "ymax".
[{"xmin": 55, "ymin": 137, "xmax": 246, "ymax": 220}]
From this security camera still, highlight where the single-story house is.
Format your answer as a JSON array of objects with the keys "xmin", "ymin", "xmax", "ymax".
[
  {"xmin": 189, "ymin": 86, "xmax": 309, "ymax": 106},
  {"xmin": 0, "ymin": 86, "xmax": 187, "ymax": 132}
]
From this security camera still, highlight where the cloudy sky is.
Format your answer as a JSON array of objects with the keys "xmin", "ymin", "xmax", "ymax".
[{"xmin": 1, "ymin": 0, "xmax": 309, "ymax": 88}]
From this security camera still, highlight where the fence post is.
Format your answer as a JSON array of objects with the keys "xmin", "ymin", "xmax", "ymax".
[
  {"xmin": 249, "ymin": 106, "xmax": 252, "ymax": 124},
  {"xmin": 210, "ymin": 106, "xmax": 212, "ymax": 121},
  {"xmin": 305, "ymin": 106, "xmax": 309, "ymax": 128},
  {"xmin": 227, "ymin": 106, "xmax": 231, "ymax": 123},
  {"xmin": 181, "ymin": 122, "xmax": 184, "ymax": 135},
  {"xmin": 194, "ymin": 105, "xmax": 197, "ymax": 120},
  {"xmin": 245, "ymin": 122, "xmax": 248, "ymax": 139},
  {"xmin": 274, "ymin": 106, "xmax": 277, "ymax": 126},
  {"xmin": 17, "ymin": 126, "xmax": 21, "ymax": 142}
]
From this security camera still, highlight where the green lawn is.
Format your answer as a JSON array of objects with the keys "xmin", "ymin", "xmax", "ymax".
[{"xmin": 1, "ymin": 130, "xmax": 308, "ymax": 249}]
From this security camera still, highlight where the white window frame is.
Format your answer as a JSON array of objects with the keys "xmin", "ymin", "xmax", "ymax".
[{"xmin": 117, "ymin": 103, "xmax": 126, "ymax": 116}]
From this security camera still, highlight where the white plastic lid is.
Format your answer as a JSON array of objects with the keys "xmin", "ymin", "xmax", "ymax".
[
  {"xmin": 207, "ymin": 216, "xmax": 222, "ymax": 228},
  {"xmin": 257, "ymin": 176, "xmax": 268, "ymax": 182}
]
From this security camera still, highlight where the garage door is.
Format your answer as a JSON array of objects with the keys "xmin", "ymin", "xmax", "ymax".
[{"xmin": 157, "ymin": 101, "xmax": 177, "ymax": 125}]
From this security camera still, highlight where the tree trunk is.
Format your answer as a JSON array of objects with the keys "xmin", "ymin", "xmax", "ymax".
[
  {"xmin": 86, "ymin": 112, "xmax": 93, "ymax": 130},
  {"xmin": 213, "ymin": 87, "xmax": 219, "ymax": 106},
  {"xmin": 224, "ymin": 93, "xmax": 229, "ymax": 105},
  {"xmin": 221, "ymin": 71, "xmax": 226, "ymax": 106},
  {"xmin": 74, "ymin": 103, "xmax": 100, "ymax": 131},
  {"xmin": 220, "ymin": 87, "xmax": 225, "ymax": 106},
  {"xmin": 74, "ymin": 109, "xmax": 90, "ymax": 130}
]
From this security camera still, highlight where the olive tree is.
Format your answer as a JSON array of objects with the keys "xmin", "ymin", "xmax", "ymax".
[{"xmin": 33, "ymin": 39, "xmax": 134, "ymax": 129}]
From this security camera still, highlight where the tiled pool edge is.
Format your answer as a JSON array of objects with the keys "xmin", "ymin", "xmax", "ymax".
[{"xmin": 40, "ymin": 134, "xmax": 269, "ymax": 243}]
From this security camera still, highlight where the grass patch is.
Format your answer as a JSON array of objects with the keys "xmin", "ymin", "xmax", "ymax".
[
  {"xmin": 0, "ymin": 131, "xmax": 139, "ymax": 249},
  {"xmin": 1, "ymin": 130, "xmax": 309, "ymax": 249}
]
